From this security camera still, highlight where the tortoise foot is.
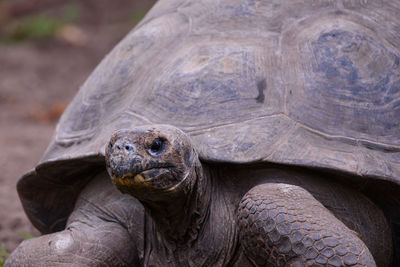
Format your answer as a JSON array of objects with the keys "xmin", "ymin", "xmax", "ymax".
[
  {"xmin": 237, "ymin": 183, "xmax": 376, "ymax": 267},
  {"xmin": 6, "ymin": 173, "xmax": 141, "ymax": 267}
]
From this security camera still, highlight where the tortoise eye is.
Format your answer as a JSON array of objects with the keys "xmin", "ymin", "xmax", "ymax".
[
  {"xmin": 124, "ymin": 144, "xmax": 134, "ymax": 152},
  {"xmin": 149, "ymin": 138, "xmax": 166, "ymax": 156}
]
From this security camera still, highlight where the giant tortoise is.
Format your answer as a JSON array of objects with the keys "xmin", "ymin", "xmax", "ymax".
[{"xmin": 6, "ymin": 0, "xmax": 400, "ymax": 266}]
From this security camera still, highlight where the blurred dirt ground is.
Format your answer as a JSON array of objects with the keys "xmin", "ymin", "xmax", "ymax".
[{"xmin": 0, "ymin": 0, "xmax": 155, "ymax": 253}]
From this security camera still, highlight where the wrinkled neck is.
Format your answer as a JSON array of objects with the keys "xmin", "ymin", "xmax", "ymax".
[{"xmin": 144, "ymin": 161, "xmax": 211, "ymax": 244}]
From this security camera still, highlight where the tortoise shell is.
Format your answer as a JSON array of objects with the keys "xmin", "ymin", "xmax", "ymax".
[{"xmin": 18, "ymin": 0, "xmax": 400, "ymax": 234}]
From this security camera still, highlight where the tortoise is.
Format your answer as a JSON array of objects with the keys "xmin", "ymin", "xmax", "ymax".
[{"xmin": 6, "ymin": 0, "xmax": 400, "ymax": 266}]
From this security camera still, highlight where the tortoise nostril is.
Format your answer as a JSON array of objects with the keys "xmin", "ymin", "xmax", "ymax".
[{"xmin": 113, "ymin": 140, "xmax": 134, "ymax": 152}]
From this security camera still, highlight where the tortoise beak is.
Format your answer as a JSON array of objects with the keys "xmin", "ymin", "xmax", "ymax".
[
  {"xmin": 105, "ymin": 137, "xmax": 144, "ymax": 179},
  {"xmin": 107, "ymin": 154, "xmax": 144, "ymax": 179}
]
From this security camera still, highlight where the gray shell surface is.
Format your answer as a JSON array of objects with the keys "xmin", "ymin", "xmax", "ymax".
[{"xmin": 18, "ymin": 0, "xmax": 400, "ymax": 233}]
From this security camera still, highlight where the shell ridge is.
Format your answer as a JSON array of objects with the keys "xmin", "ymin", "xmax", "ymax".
[
  {"xmin": 281, "ymin": 113, "xmax": 400, "ymax": 148},
  {"xmin": 262, "ymin": 120, "xmax": 300, "ymax": 161},
  {"xmin": 186, "ymin": 113, "xmax": 285, "ymax": 134},
  {"xmin": 125, "ymin": 110, "xmax": 154, "ymax": 124}
]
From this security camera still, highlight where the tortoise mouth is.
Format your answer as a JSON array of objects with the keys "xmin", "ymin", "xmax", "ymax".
[
  {"xmin": 136, "ymin": 166, "xmax": 172, "ymax": 180},
  {"xmin": 112, "ymin": 165, "xmax": 178, "ymax": 190},
  {"xmin": 115, "ymin": 166, "xmax": 171, "ymax": 180}
]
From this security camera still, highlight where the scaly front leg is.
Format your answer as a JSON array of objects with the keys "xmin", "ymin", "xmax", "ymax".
[
  {"xmin": 237, "ymin": 183, "xmax": 376, "ymax": 267},
  {"xmin": 6, "ymin": 172, "xmax": 143, "ymax": 267}
]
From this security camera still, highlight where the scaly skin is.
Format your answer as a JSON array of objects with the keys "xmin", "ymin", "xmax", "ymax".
[{"xmin": 238, "ymin": 183, "xmax": 376, "ymax": 267}]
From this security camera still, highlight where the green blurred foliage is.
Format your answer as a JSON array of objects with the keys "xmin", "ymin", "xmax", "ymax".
[
  {"xmin": 1, "ymin": 3, "xmax": 81, "ymax": 43},
  {"xmin": 131, "ymin": 9, "xmax": 147, "ymax": 25},
  {"xmin": 19, "ymin": 232, "xmax": 35, "ymax": 240},
  {"xmin": 9, "ymin": 15, "xmax": 62, "ymax": 41},
  {"xmin": 0, "ymin": 243, "xmax": 8, "ymax": 267}
]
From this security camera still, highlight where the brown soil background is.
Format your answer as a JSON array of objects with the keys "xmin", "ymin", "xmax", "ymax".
[{"xmin": 0, "ymin": 0, "xmax": 156, "ymax": 253}]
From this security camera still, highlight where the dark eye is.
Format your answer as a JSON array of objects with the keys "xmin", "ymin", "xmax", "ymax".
[
  {"xmin": 124, "ymin": 145, "xmax": 134, "ymax": 152},
  {"xmin": 149, "ymin": 138, "xmax": 166, "ymax": 155}
]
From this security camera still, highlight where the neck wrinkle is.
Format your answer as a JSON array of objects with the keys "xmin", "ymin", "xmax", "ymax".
[{"xmin": 149, "ymin": 160, "xmax": 211, "ymax": 247}]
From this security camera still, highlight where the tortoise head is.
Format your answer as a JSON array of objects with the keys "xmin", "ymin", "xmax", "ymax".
[{"xmin": 105, "ymin": 125, "xmax": 199, "ymax": 201}]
